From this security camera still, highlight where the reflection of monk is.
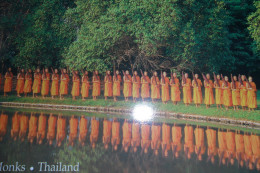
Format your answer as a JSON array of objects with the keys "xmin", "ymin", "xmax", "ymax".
[
  {"xmin": 235, "ymin": 131, "xmax": 245, "ymax": 167},
  {"xmin": 47, "ymin": 114, "xmax": 57, "ymax": 145},
  {"xmin": 184, "ymin": 125, "xmax": 194, "ymax": 159},
  {"xmin": 206, "ymin": 127, "xmax": 217, "ymax": 164},
  {"xmin": 172, "ymin": 124, "xmax": 182, "ymax": 159},
  {"xmin": 162, "ymin": 123, "xmax": 171, "ymax": 157},
  {"xmin": 37, "ymin": 113, "xmax": 47, "ymax": 144},
  {"xmin": 28, "ymin": 113, "xmax": 38, "ymax": 144},
  {"xmin": 151, "ymin": 123, "xmax": 161, "ymax": 156},
  {"xmin": 244, "ymin": 134, "xmax": 254, "ymax": 170},
  {"xmin": 0, "ymin": 113, "xmax": 8, "ymax": 141},
  {"xmin": 79, "ymin": 116, "xmax": 88, "ymax": 146},
  {"xmin": 56, "ymin": 115, "xmax": 66, "ymax": 147},
  {"xmin": 111, "ymin": 118, "xmax": 120, "ymax": 151},
  {"xmin": 251, "ymin": 134, "xmax": 260, "ymax": 170},
  {"xmin": 90, "ymin": 117, "xmax": 99, "ymax": 148},
  {"xmin": 226, "ymin": 130, "xmax": 236, "ymax": 165},
  {"xmin": 194, "ymin": 126, "xmax": 205, "ymax": 161},
  {"xmin": 218, "ymin": 130, "xmax": 227, "ymax": 165},
  {"xmin": 131, "ymin": 121, "xmax": 141, "ymax": 152},
  {"xmin": 69, "ymin": 116, "xmax": 78, "ymax": 146},
  {"xmin": 19, "ymin": 114, "xmax": 29, "ymax": 142},
  {"xmin": 122, "ymin": 119, "xmax": 132, "ymax": 152},
  {"xmin": 141, "ymin": 124, "xmax": 151, "ymax": 154},
  {"xmin": 103, "ymin": 119, "xmax": 112, "ymax": 149},
  {"xmin": 11, "ymin": 112, "xmax": 20, "ymax": 141}
]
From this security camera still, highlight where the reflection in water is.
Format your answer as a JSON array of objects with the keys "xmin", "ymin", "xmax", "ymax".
[{"xmin": 0, "ymin": 111, "xmax": 259, "ymax": 172}]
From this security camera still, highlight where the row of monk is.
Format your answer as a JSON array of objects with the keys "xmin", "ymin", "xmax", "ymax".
[
  {"xmin": 2, "ymin": 67, "xmax": 257, "ymax": 110},
  {"xmin": 0, "ymin": 112, "xmax": 259, "ymax": 170}
]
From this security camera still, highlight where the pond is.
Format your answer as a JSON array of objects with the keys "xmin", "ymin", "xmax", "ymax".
[{"xmin": 0, "ymin": 108, "xmax": 259, "ymax": 173}]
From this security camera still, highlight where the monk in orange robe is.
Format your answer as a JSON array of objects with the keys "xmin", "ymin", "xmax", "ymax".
[
  {"xmin": 206, "ymin": 127, "xmax": 217, "ymax": 164},
  {"xmin": 251, "ymin": 134, "xmax": 260, "ymax": 170},
  {"xmin": 23, "ymin": 69, "xmax": 33, "ymax": 97},
  {"xmin": 132, "ymin": 71, "xmax": 141, "ymax": 102},
  {"xmin": 141, "ymin": 71, "xmax": 150, "ymax": 101},
  {"xmin": 151, "ymin": 72, "xmax": 160, "ymax": 103},
  {"xmin": 151, "ymin": 123, "xmax": 161, "ymax": 156},
  {"xmin": 170, "ymin": 73, "xmax": 181, "ymax": 105},
  {"xmin": 123, "ymin": 70, "xmax": 132, "ymax": 101},
  {"xmin": 32, "ymin": 68, "xmax": 41, "ymax": 98},
  {"xmin": 162, "ymin": 123, "xmax": 171, "ymax": 157},
  {"xmin": 4, "ymin": 67, "xmax": 13, "ymax": 96},
  {"xmin": 37, "ymin": 113, "xmax": 47, "ymax": 144},
  {"xmin": 235, "ymin": 131, "xmax": 245, "ymax": 167},
  {"xmin": 19, "ymin": 114, "xmax": 29, "ymax": 142},
  {"xmin": 51, "ymin": 69, "xmax": 59, "ymax": 99},
  {"xmin": 244, "ymin": 134, "xmax": 254, "ymax": 170},
  {"xmin": 192, "ymin": 74, "xmax": 203, "ymax": 107},
  {"xmin": 239, "ymin": 75, "xmax": 248, "ymax": 110},
  {"xmin": 122, "ymin": 119, "xmax": 132, "ymax": 152},
  {"xmin": 92, "ymin": 70, "xmax": 101, "ymax": 100},
  {"xmin": 79, "ymin": 116, "xmax": 88, "ymax": 146},
  {"xmin": 47, "ymin": 113, "xmax": 57, "ymax": 145},
  {"xmin": 222, "ymin": 76, "xmax": 233, "ymax": 110},
  {"xmin": 231, "ymin": 75, "xmax": 241, "ymax": 110},
  {"xmin": 182, "ymin": 73, "xmax": 192, "ymax": 106},
  {"xmin": 171, "ymin": 124, "xmax": 182, "ymax": 158},
  {"xmin": 204, "ymin": 74, "xmax": 215, "ymax": 108},
  {"xmin": 113, "ymin": 70, "xmax": 121, "ymax": 102},
  {"xmin": 60, "ymin": 69, "xmax": 70, "ymax": 100},
  {"xmin": 214, "ymin": 74, "xmax": 223, "ymax": 109},
  {"xmin": 90, "ymin": 117, "xmax": 99, "ymax": 148},
  {"xmin": 71, "ymin": 71, "xmax": 80, "ymax": 100},
  {"xmin": 218, "ymin": 129, "xmax": 227, "ymax": 165},
  {"xmin": 41, "ymin": 68, "xmax": 50, "ymax": 98},
  {"xmin": 56, "ymin": 115, "xmax": 66, "ymax": 147},
  {"xmin": 0, "ymin": 112, "xmax": 8, "ymax": 141},
  {"xmin": 226, "ymin": 130, "xmax": 236, "ymax": 165},
  {"xmin": 28, "ymin": 113, "xmax": 38, "ymax": 144},
  {"xmin": 81, "ymin": 71, "xmax": 90, "ymax": 100},
  {"xmin": 131, "ymin": 121, "xmax": 141, "ymax": 152},
  {"xmin": 161, "ymin": 72, "xmax": 170, "ymax": 104},
  {"xmin": 104, "ymin": 70, "xmax": 113, "ymax": 100},
  {"xmin": 16, "ymin": 69, "xmax": 25, "ymax": 97},
  {"xmin": 184, "ymin": 125, "xmax": 194, "ymax": 159},
  {"xmin": 103, "ymin": 118, "xmax": 112, "ymax": 149},
  {"xmin": 69, "ymin": 115, "xmax": 78, "ymax": 146},
  {"xmin": 141, "ymin": 124, "xmax": 151, "ymax": 154},
  {"xmin": 111, "ymin": 118, "xmax": 120, "ymax": 151},
  {"xmin": 194, "ymin": 126, "xmax": 205, "ymax": 161},
  {"xmin": 11, "ymin": 112, "xmax": 20, "ymax": 141},
  {"xmin": 247, "ymin": 77, "xmax": 257, "ymax": 111}
]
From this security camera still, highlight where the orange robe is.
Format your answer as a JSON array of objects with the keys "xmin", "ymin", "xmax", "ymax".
[
  {"xmin": 206, "ymin": 128, "xmax": 217, "ymax": 157},
  {"xmin": 111, "ymin": 120, "xmax": 120, "ymax": 146},
  {"xmin": 69, "ymin": 116, "xmax": 78, "ymax": 143},
  {"xmin": 251, "ymin": 135, "xmax": 260, "ymax": 162},
  {"xmin": 141, "ymin": 76, "xmax": 150, "ymax": 98},
  {"xmin": 151, "ymin": 76, "xmax": 160, "ymax": 99},
  {"xmin": 81, "ymin": 76, "xmax": 90, "ymax": 97},
  {"xmin": 47, "ymin": 114, "xmax": 57, "ymax": 142},
  {"xmin": 90, "ymin": 118, "xmax": 99, "ymax": 143},
  {"xmin": 161, "ymin": 77, "xmax": 170, "ymax": 102},
  {"xmin": 123, "ymin": 74, "xmax": 132, "ymax": 97},
  {"xmin": 56, "ymin": 116, "xmax": 66, "ymax": 144},
  {"xmin": 51, "ymin": 74, "xmax": 59, "ymax": 96},
  {"xmin": 122, "ymin": 121, "xmax": 132, "ymax": 147},
  {"xmin": 60, "ymin": 73, "xmax": 69, "ymax": 95},
  {"xmin": 170, "ymin": 78, "xmax": 181, "ymax": 102},
  {"xmin": 151, "ymin": 124, "xmax": 161, "ymax": 150},
  {"xmin": 215, "ymin": 80, "xmax": 223, "ymax": 105},
  {"xmin": 223, "ymin": 82, "xmax": 233, "ymax": 107},
  {"xmin": 226, "ymin": 131, "xmax": 236, "ymax": 160},
  {"xmin": 192, "ymin": 79, "xmax": 203, "ymax": 104},
  {"xmin": 28, "ymin": 115, "xmax": 38, "ymax": 142},
  {"xmin": 4, "ymin": 72, "xmax": 13, "ymax": 93},
  {"xmin": 244, "ymin": 134, "xmax": 253, "ymax": 165},
  {"xmin": 19, "ymin": 115, "xmax": 29, "ymax": 140},
  {"xmin": 71, "ymin": 75, "xmax": 80, "ymax": 97},
  {"xmin": 113, "ymin": 75, "xmax": 121, "ymax": 96},
  {"xmin": 132, "ymin": 75, "xmax": 141, "ymax": 98},
  {"xmin": 37, "ymin": 113, "xmax": 47, "ymax": 142},
  {"xmin": 0, "ymin": 113, "xmax": 8, "ymax": 140},
  {"xmin": 240, "ymin": 81, "xmax": 247, "ymax": 107},
  {"xmin": 103, "ymin": 119, "xmax": 112, "ymax": 144},
  {"xmin": 131, "ymin": 122, "xmax": 141, "ymax": 148},
  {"xmin": 171, "ymin": 125, "xmax": 182, "ymax": 153},
  {"xmin": 235, "ymin": 133, "xmax": 245, "ymax": 161},
  {"xmin": 183, "ymin": 78, "xmax": 192, "ymax": 104},
  {"xmin": 218, "ymin": 131, "xmax": 227, "ymax": 160},
  {"xmin": 232, "ymin": 81, "xmax": 240, "ymax": 106},
  {"xmin": 23, "ymin": 72, "xmax": 32, "ymax": 93},
  {"xmin": 41, "ymin": 72, "xmax": 50, "ymax": 96},
  {"xmin": 194, "ymin": 128, "xmax": 206, "ymax": 156},
  {"xmin": 11, "ymin": 113, "xmax": 20, "ymax": 140},
  {"xmin": 247, "ymin": 82, "xmax": 257, "ymax": 109},
  {"xmin": 92, "ymin": 75, "xmax": 101, "ymax": 96},
  {"xmin": 184, "ymin": 125, "xmax": 194, "ymax": 154},
  {"xmin": 204, "ymin": 80, "xmax": 215, "ymax": 105},
  {"xmin": 104, "ymin": 75, "xmax": 113, "ymax": 97},
  {"xmin": 162, "ymin": 123, "xmax": 171, "ymax": 151},
  {"xmin": 32, "ymin": 73, "xmax": 42, "ymax": 94},
  {"xmin": 79, "ymin": 116, "xmax": 88, "ymax": 143},
  {"xmin": 141, "ymin": 124, "xmax": 151, "ymax": 150},
  {"xmin": 16, "ymin": 72, "xmax": 25, "ymax": 94}
]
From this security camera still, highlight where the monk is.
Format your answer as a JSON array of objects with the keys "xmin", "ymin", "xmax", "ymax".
[
  {"xmin": 113, "ymin": 70, "xmax": 121, "ymax": 102},
  {"xmin": 103, "ymin": 118, "xmax": 112, "ymax": 149},
  {"xmin": 206, "ymin": 127, "xmax": 217, "ymax": 164},
  {"xmin": 28, "ymin": 113, "xmax": 38, "ymax": 144},
  {"xmin": 161, "ymin": 72, "xmax": 170, "ymax": 104},
  {"xmin": 0, "ymin": 112, "xmax": 8, "ymax": 141},
  {"xmin": 239, "ymin": 75, "xmax": 248, "ymax": 110},
  {"xmin": 71, "ymin": 71, "xmax": 80, "ymax": 100},
  {"xmin": 194, "ymin": 126, "xmax": 206, "ymax": 161},
  {"xmin": 19, "ymin": 114, "xmax": 29, "ymax": 142},
  {"xmin": 60, "ymin": 69, "xmax": 70, "ymax": 100},
  {"xmin": 11, "ymin": 112, "xmax": 20, "ymax": 141},
  {"xmin": 151, "ymin": 71, "xmax": 160, "ymax": 103},
  {"xmin": 132, "ymin": 71, "xmax": 141, "ymax": 102},
  {"xmin": 214, "ymin": 74, "xmax": 223, "ymax": 109},
  {"xmin": 151, "ymin": 123, "xmax": 161, "ymax": 156},
  {"xmin": 47, "ymin": 113, "xmax": 57, "ymax": 145},
  {"xmin": 141, "ymin": 71, "xmax": 150, "ymax": 101},
  {"xmin": 162, "ymin": 123, "xmax": 171, "ymax": 157},
  {"xmin": 51, "ymin": 69, "xmax": 59, "ymax": 99},
  {"xmin": 222, "ymin": 76, "xmax": 233, "ymax": 110},
  {"xmin": 244, "ymin": 133, "xmax": 254, "ymax": 170},
  {"xmin": 92, "ymin": 70, "xmax": 100, "ymax": 100},
  {"xmin": 170, "ymin": 73, "xmax": 181, "ymax": 105},
  {"xmin": 81, "ymin": 71, "xmax": 90, "ymax": 100},
  {"xmin": 111, "ymin": 118, "xmax": 120, "ymax": 151},
  {"xmin": 90, "ymin": 117, "xmax": 99, "ymax": 148},
  {"xmin": 247, "ymin": 77, "xmax": 257, "ymax": 111},
  {"xmin": 171, "ymin": 124, "xmax": 182, "ymax": 159},
  {"xmin": 235, "ymin": 131, "xmax": 245, "ymax": 167},
  {"xmin": 56, "ymin": 115, "xmax": 66, "ymax": 147},
  {"xmin": 251, "ymin": 134, "xmax": 260, "ymax": 170},
  {"xmin": 131, "ymin": 121, "xmax": 141, "ymax": 152},
  {"xmin": 23, "ymin": 69, "xmax": 33, "ymax": 97},
  {"xmin": 37, "ymin": 113, "xmax": 47, "ymax": 144},
  {"xmin": 141, "ymin": 124, "xmax": 151, "ymax": 154},
  {"xmin": 79, "ymin": 116, "xmax": 88, "ymax": 146},
  {"xmin": 204, "ymin": 74, "xmax": 214, "ymax": 108},
  {"xmin": 192, "ymin": 74, "xmax": 203, "ymax": 107},
  {"xmin": 69, "ymin": 115, "xmax": 78, "ymax": 146},
  {"xmin": 123, "ymin": 70, "xmax": 132, "ymax": 101},
  {"xmin": 4, "ymin": 67, "xmax": 13, "ymax": 96},
  {"xmin": 32, "ymin": 68, "xmax": 41, "ymax": 98},
  {"xmin": 218, "ymin": 129, "xmax": 227, "ymax": 165},
  {"xmin": 184, "ymin": 125, "xmax": 194, "ymax": 159},
  {"xmin": 231, "ymin": 75, "xmax": 241, "ymax": 110},
  {"xmin": 16, "ymin": 69, "xmax": 25, "ymax": 97},
  {"xmin": 182, "ymin": 73, "xmax": 192, "ymax": 106},
  {"xmin": 226, "ymin": 130, "xmax": 236, "ymax": 165},
  {"xmin": 41, "ymin": 68, "xmax": 51, "ymax": 98},
  {"xmin": 104, "ymin": 70, "xmax": 113, "ymax": 100},
  {"xmin": 122, "ymin": 119, "xmax": 132, "ymax": 152}
]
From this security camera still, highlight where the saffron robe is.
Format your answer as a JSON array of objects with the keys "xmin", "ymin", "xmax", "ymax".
[
  {"xmin": 192, "ymin": 79, "xmax": 203, "ymax": 104},
  {"xmin": 81, "ymin": 75, "xmax": 90, "ymax": 97},
  {"xmin": 170, "ymin": 78, "xmax": 181, "ymax": 102},
  {"xmin": 183, "ymin": 78, "xmax": 192, "ymax": 104},
  {"xmin": 92, "ymin": 75, "xmax": 101, "ymax": 96},
  {"xmin": 60, "ymin": 73, "xmax": 69, "ymax": 95},
  {"xmin": 141, "ymin": 76, "xmax": 150, "ymax": 98},
  {"xmin": 32, "ymin": 73, "xmax": 41, "ymax": 94},
  {"xmin": 51, "ymin": 74, "xmax": 59, "ymax": 96},
  {"xmin": 113, "ymin": 75, "xmax": 121, "ymax": 97},
  {"xmin": 71, "ymin": 75, "xmax": 80, "ymax": 97},
  {"xmin": 4, "ymin": 72, "xmax": 13, "ymax": 93},
  {"xmin": 151, "ymin": 76, "xmax": 160, "ymax": 99},
  {"xmin": 23, "ymin": 72, "xmax": 32, "ymax": 93},
  {"xmin": 123, "ymin": 74, "xmax": 132, "ymax": 97},
  {"xmin": 41, "ymin": 72, "xmax": 50, "ymax": 96},
  {"xmin": 204, "ymin": 80, "xmax": 215, "ymax": 105},
  {"xmin": 16, "ymin": 72, "xmax": 25, "ymax": 94},
  {"xmin": 161, "ymin": 77, "xmax": 170, "ymax": 102},
  {"xmin": 132, "ymin": 75, "xmax": 141, "ymax": 98}
]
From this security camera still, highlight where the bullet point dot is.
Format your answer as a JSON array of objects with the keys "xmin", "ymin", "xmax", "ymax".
[{"xmin": 30, "ymin": 167, "xmax": 34, "ymax": 171}]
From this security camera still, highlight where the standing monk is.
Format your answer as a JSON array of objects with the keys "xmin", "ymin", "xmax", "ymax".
[
  {"xmin": 239, "ymin": 75, "xmax": 248, "ymax": 110},
  {"xmin": 170, "ymin": 73, "xmax": 181, "ymax": 105},
  {"xmin": 90, "ymin": 117, "xmax": 99, "ymax": 148},
  {"xmin": 131, "ymin": 121, "xmax": 141, "ymax": 153},
  {"xmin": 81, "ymin": 71, "xmax": 90, "ymax": 100},
  {"xmin": 37, "ymin": 113, "xmax": 47, "ymax": 144},
  {"xmin": 71, "ymin": 71, "xmax": 80, "ymax": 100},
  {"xmin": 113, "ymin": 70, "xmax": 121, "ymax": 102},
  {"xmin": 214, "ymin": 74, "xmax": 223, "ymax": 109},
  {"xmin": 141, "ymin": 71, "xmax": 150, "ymax": 101},
  {"xmin": 161, "ymin": 72, "xmax": 170, "ymax": 104},
  {"xmin": 104, "ymin": 70, "xmax": 113, "ymax": 100},
  {"xmin": 192, "ymin": 74, "xmax": 202, "ymax": 107},
  {"xmin": 92, "ymin": 70, "xmax": 100, "ymax": 100},
  {"xmin": 231, "ymin": 75, "xmax": 240, "ymax": 110},
  {"xmin": 123, "ymin": 70, "xmax": 132, "ymax": 101},
  {"xmin": 222, "ymin": 76, "xmax": 233, "ymax": 110},
  {"xmin": 41, "ymin": 68, "xmax": 51, "ymax": 98},
  {"xmin": 51, "ymin": 69, "xmax": 59, "ymax": 99},
  {"xmin": 182, "ymin": 73, "xmax": 192, "ymax": 106},
  {"xmin": 102, "ymin": 118, "xmax": 112, "ymax": 149},
  {"xmin": 32, "ymin": 68, "xmax": 41, "ymax": 98},
  {"xmin": 68, "ymin": 115, "xmax": 78, "ymax": 146},
  {"xmin": 204, "ymin": 74, "xmax": 214, "ymax": 108},
  {"xmin": 111, "ymin": 118, "xmax": 120, "ymax": 151},
  {"xmin": 151, "ymin": 71, "xmax": 160, "ymax": 103},
  {"xmin": 59, "ymin": 69, "xmax": 70, "ymax": 100},
  {"xmin": 23, "ymin": 69, "xmax": 33, "ymax": 97},
  {"xmin": 151, "ymin": 123, "xmax": 161, "ymax": 156},
  {"xmin": 132, "ymin": 71, "xmax": 141, "ymax": 102},
  {"xmin": 4, "ymin": 67, "xmax": 13, "ymax": 96},
  {"xmin": 247, "ymin": 77, "xmax": 257, "ymax": 111},
  {"xmin": 0, "ymin": 112, "xmax": 8, "ymax": 141},
  {"xmin": 16, "ymin": 69, "xmax": 25, "ymax": 97},
  {"xmin": 79, "ymin": 116, "xmax": 88, "ymax": 146}
]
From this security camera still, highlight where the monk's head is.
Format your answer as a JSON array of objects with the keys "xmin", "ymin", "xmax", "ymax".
[
  {"xmin": 144, "ymin": 148, "xmax": 148, "ymax": 154},
  {"xmin": 63, "ymin": 69, "xmax": 67, "ymax": 73},
  {"xmin": 217, "ymin": 75, "xmax": 220, "ymax": 80},
  {"xmin": 124, "ymin": 146, "xmax": 128, "ymax": 152},
  {"xmin": 21, "ymin": 69, "xmax": 25, "ymax": 73},
  {"xmin": 144, "ymin": 71, "xmax": 148, "ymax": 76},
  {"xmin": 163, "ymin": 72, "xmax": 167, "ymax": 77},
  {"xmin": 233, "ymin": 76, "xmax": 237, "ymax": 81},
  {"xmin": 222, "ymin": 158, "xmax": 226, "ymax": 165},
  {"xmin": 49, "ymin": 140, "xmax": 53, "ymax": 145},
  {"xmin": 38, "ymin": 139, "xmax": 43, "ymax": 145},
  {"xmin": 29, "ymin": 69, "xmax": 32, "ymax": 73},
  {"xmin": 249, "ymin": 162, "xmax": 253, "ymax": 170},
  {"xmin": 116, "ymin": 70, "xmax": 119, "ymax": 74},
  {"xmin": 134, "ymin": 71, "xmax": 137, "ymax": 75},
  {"xmin": 45, "ymin": 68, "xmax": 48, "ymax": 73},
  {"xmin": 175, "ymin": 152, "xmax": 179, "ymax": 158},
  {"xmin": 92, "ymin": 142, "xmax": 96, "ymax": 149},
  {"xmin": 126, "ymin": 70, "xmax": 129, "ymax": 75},
  {"xmin": 84, "ymin": 71, "xmax": 88, "ymax": 75},
  {"xmin": 224, "ymin": 76, "xmax": 228, "ymax": 81},
  {"xmin": 185, "ymin": 73, "xmax": 188, "ymax": 78},
  {"xmin": 54, "ymin": 69, "xmax": 57, "ymax": 73},
  {"xmin": 230, "ymin": 158, "xmax": 234, "ymax": 165},
  {"xmin": 114, "ymin": 145, "xmax": 118, "ymax": 151},
  {"xmin": 211, "ymin": 157, "xmax": 215, "ymax": 164},
  {"xmin": 198, "ymin": 154, "xmax": 202, "ymax": 161},
  {"xmin": 95, "ymin": 70, "xmax": 98, "ymax": 75},
  {"xmin": 30, "ymin": 138, "xmax": 33, "ymax": 144},
  {"xmin": 107, "ymin": 70, "xmax": 110, "ymax": 75},
  {"xmin": 195, "ymin": 74, "xmax": 199, "ymax": 79},
  {"xmin": 249, "ymin": 76, "xmax": 253, "ymax": 82},
  {"xmin": 104, "ymin": 144, "xmax": 109, "ymax": 150},
  {"xmin": 173, "ymin": 73, "xmax": 177, "ymax": 77},
  {"xmin": 187, "ymin": 152, "xmax": 191, "ymax": 159},
  {"xmin": 8, "ymin": 67, "xmax": 11, "ymax": 72},
  {"xmin": 154, "ymin": 150, "xmax": 159, "ymax": 156},
  {"xmin": 240, "ymin": 160, "xmax": 244, "ymax": 167},
  {"xmin": 241, "ymin": 75, "xmax": 245, "ymax": 81},
  {"xmin": 164, "ymin": 150, "xmax": 168, "ymax": 157},
  {"xmin": 37, "ymin": 68, "xmax": 40, "ymax": 72},
  {"xmin": 57, "ymin": 142, "xmax": 62, "ymax": 147},
  {"xmin": 75, "ymin": 70, "xmax": 78, "ymax": 74},
  {"xmin": 153, "ymin": 71, "xmax": 157, "ymax": 76},
  {"xmin": 206, "ymin": 73, "xmax": 210, "ymax": 79},
  {"xmin": 134, "ymin": 147, "xmax": 137, "ymax": 153}
]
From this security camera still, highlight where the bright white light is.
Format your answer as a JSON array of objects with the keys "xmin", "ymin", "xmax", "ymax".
[{"xmin": 132, "ymin": 104, "xmax": 154, "ymax": 121}]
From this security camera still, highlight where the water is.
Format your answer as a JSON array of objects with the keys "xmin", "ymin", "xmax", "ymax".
[{"xmin": 0, "ymin": 109, "xmax": 259, "ymax": 173}]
